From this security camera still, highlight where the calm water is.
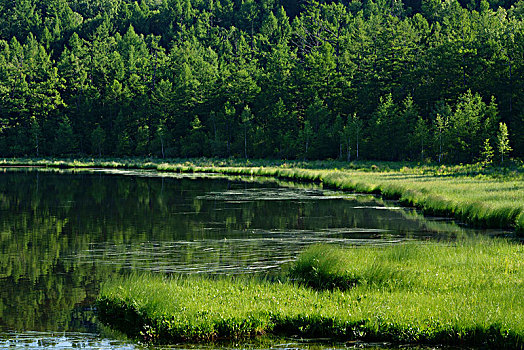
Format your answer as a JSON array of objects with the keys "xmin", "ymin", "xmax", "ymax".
[{"xmin": 0, "ymin": 168, "xmax": 501, "ymax": 349}]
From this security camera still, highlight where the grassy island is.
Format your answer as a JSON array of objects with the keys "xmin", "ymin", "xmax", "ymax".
[
  {"xmin": 97, "ymin": 239, "xmax": 524, "ymax": 347},
  {"xmin": 2, "ymin": 158, "xmax": 524, "ymax": 234}
]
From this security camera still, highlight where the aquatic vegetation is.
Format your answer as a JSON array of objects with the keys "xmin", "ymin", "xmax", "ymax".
[{"xmin": 98, "ymin": 239, "xmax": 524, "ymax": 347}]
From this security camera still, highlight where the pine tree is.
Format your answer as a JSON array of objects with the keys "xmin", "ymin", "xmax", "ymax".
[
  {"xmin": 91, "ymin": 125, "xmax": 105, "ymax": 157},
  {"xmin": 54, "ymin": 117, "xmax": 76, "ymax": 156}
]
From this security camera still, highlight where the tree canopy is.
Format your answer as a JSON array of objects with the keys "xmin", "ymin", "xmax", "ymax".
[{"xmin": 0, "ymin": 0, "xmax": 522, "ymax": 162}]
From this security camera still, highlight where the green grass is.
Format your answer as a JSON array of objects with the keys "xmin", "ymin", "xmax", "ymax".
[
  {"xmin": 2, "ymin": 157, "xmax": 524, "ymax": 233},
  {"xmin": 97, "ymin": 238, "xmax": 524, "ymax": 347},
  {"xmin": 290, "ymin": 239, "xmax": 524, "ymax": 292}
]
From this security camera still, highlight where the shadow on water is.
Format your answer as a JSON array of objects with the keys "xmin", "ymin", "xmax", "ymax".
[{"xmin": 0, "ymin": 168, "xmax": 511, "ymax": 349}]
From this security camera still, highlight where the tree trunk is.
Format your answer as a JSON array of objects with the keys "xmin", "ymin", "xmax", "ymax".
[
  {"xmin": 212, "ymin": 115, "xmax": 217, "ymax": 156},
  {"xmin": 244, "ymin": 125, "xmax": 248, "ymax": 159},
  {"xmin": 509, "ymin": 59, "xmax": 512, "ymax": 113},
  {"xmin": 421, "ymin": 138, "xmax": 424, "ymax": 161},
  {"xmin": 356, "ymin": 130, "xmax": 359, "ymax": 160},
  {"xmin": 305, "ymin": 139, "xmax": 308, "ymax": 157},
  {"xmin": 347, "ymin": 136, "xmax": 350, "ymax": 162},
  {"xmin": 160, "ymin": 137, "xmax": 165, "ymax": 159},
  {"xmin": 438, "ymin": 133, "xmax": 442, "ymax": 163}
]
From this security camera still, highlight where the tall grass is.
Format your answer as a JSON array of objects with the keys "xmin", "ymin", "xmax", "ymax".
[
  {"xmin": 290, "ymin": 239, "xmax": 524, "ymax": 292},
  {"xmin": 3, "ymin": 157, "xmax": 524, "ymax": 234},
  {"xmin": 98, "ymin": 239, "xmax": 524, "ymax": 347}
]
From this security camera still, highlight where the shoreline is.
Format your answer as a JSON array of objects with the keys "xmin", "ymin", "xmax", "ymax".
[
  {"xmin": 2, "ymin": 157, "xmax": 523, "ymax": 234},
  {"xmin": 97, "ymin": 240, "xmax": 524, "ymax": 348}
]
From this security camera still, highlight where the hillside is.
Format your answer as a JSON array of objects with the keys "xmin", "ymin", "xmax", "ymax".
[{"xmin": 0, "ymin": 0, "xmax": 522, "ymax": 161}]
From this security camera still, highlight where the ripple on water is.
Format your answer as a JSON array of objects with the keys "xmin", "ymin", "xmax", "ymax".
[
  {"xmin": 0, "ymin": 331, "xmax": 139, "ymax": 349},
  {"xmin": 64, "ymin": 229, "xmax": 408, "ymax": 275},
  {"xmin": 196, "ymin": 187, "xmax": 351, "ymax": 202},
  {"xmin": 0, "ymin": 332, "xmax": 452, "ymax": 350}
]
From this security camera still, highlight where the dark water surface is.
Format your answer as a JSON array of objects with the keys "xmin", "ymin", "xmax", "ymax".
[{"xmin": 0, "ymin": 168, "xmax": 501, "ymax": 349}]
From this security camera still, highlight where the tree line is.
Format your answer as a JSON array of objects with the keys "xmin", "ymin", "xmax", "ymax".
[{"xmin": 0, "ymin": 0, "xmax": 522, "ymax": 162}]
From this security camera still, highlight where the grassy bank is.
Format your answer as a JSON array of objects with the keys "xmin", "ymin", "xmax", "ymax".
[
  {"xmin": 97, "ymin": 239, "xmax": 524, "ymax": 347},
  {"xmin": 2, "ymin": 157, "xmax": 523, "ymax": 233}
]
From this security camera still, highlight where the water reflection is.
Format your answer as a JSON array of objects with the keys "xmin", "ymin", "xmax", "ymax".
[
  {"xmin": 0, "ymin": 331, "xmax": 435, "ymax": 349},
  {"xmin": 0, "ymin": 168, "xmax": 499, "ymax": 348},
  {"xmin": 0, "ymin": 331, "xmax": 139, "ymax": 349},
  {"xmin": 71, "ymin": 234, "xmax": 409, "ymax": 275}
]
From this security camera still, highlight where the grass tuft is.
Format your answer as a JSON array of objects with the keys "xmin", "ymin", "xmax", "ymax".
[{"xmin": 98, "ymin": 239, "xmax": 524, "ymax": 347}]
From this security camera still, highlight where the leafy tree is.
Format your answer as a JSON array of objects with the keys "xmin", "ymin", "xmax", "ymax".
[
  {"xmin": 299, "ymin": 120, "xmax": 313, "ymax": 160},
  {"xmin": 497, "ymin": 122, "xmax": 512, "ymax": 162},
  {"xmin": 332, "ymin": 114, "xmax": 344, "ymax": 159},
  {"xmin": 481, "ymin": 138, "xmax": 494, "ymax": 164},
  {"xmin": 136, "ymin": 125, "xmax": 150, "ymax": 156},
  {"xmin": 434, "ymin": 114, "xmax": 448, "ymax": 163},
  {"xmin": 446, "ymin": 91, "xmax": 499, "ymax": 163},
  {"xmin": 30, "ymin": 117, "xmax": 41, "ymax": 157},
  {"xmin": 115, "ymin": 111, "xmax": 132, "ymax": 156},
  {"xmin": 182, "ymin": 116, "xmax": 207, "ymax": 157},
  {"xmin": 91, "ymin": 125, "xmax": 105, "ymax": 157},
  {"xmin": 413, "ymin": 117, "xmax": 430, "ymax": 161},
  {"xmin": 343, "ymin": 113, "xmax": 363, "ymax": 162},
  {"xmin": 152, "ymin": 120, "xmax": 169, "ymax": 159},
  {"xmin": 0, "ymin": 0, "xmax": 520, "ymax": 162},
  {"xmin": 240, "ymin": 106, "xmax": 254, "ymax": 159},
  {"xmin": 401, "ymin": 96, "xmax": 420, "ymax": 159},
  {"xmin": 369, "ymin": 94, "xmax": 400, "ymax": 160},
  {"xmin": 54, "ymin": 117, "xmax": 76, "ymax": 155},
  {"xmin": 304, "ymin": 96, "xmax": 333, "ymax": 159}
]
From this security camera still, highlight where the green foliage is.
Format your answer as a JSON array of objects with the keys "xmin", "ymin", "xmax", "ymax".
[
  {"xmin": 29, "ymin": 117, "xmax": 41, "ymax": 156},
  {"xmin": 369, "ymin": 94, "xmax": 400, "ymax": 160},
  {"xmin": 481, "ymin": 138, "xmax": 494, "ymax": 164},
  {"xmin": 434, "ymin": 113, "xmax": 448, "ymax": 163},
  {"xmin": 445, "ymin": 91, "xmax": 499, "ymax": 163},
  {"xmin": 136, "ymin": 125, "xmax": 150, "ymax": 156},
  {"xmin": 181, "ymin": 116, "xmax": 207, "ymax": 157},
  {"xmin": 98, "ymin": 239, "xmax": 524, "ymax": 346},
  {"xmin": 412, "ymin": 117, "xmax": 429, "ymax": 162},
  {"xmin": 54, "ymin": 116, "xmax": 76, "ymax": 155},
  {"xmin": 497, "ymin": 122, "xmax": 512, "ymax": 162},
  {"xmin": 91, "ymin": 125, "xmax": 105, "ymax": 157},
  {"xmin": 0, "ymin": 0, "xmax": 522, "ymax": 161}
]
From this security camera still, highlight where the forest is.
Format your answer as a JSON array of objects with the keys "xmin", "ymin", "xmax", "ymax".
[{"xmin": 0, "ymin": 0, "xmax": 522, "ymax": 162}]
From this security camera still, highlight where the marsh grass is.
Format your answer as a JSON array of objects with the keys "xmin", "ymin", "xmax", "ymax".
[
  {"xmin": 98, "ymin": 239, "xmax": 524, "ymax": 347},
  {"xmin": 3, "ymin": 157, "xmax": 524, "ymax": 233},
  {"xmin": 290, "ymin": 238, "xmax": 524, "ymax": 291}
]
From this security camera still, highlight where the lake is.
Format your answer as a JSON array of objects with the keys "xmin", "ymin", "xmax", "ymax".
[{"xmin": 0, "ymin": 168, "xmax": 503, "ymax": 349}]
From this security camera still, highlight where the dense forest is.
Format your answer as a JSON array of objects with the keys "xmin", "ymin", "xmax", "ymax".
[{"xmin": 0, "ymin": 0, "xmax": 522, "ymax": 162}]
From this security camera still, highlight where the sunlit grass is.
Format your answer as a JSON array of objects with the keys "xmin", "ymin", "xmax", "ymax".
[
  {"xmin": 98, "ymin": 239, "xmax": 524, "ymax": 347},
  {"xmin": 290, "ymin": 239, "xmax": 524, "ymax": 292}
]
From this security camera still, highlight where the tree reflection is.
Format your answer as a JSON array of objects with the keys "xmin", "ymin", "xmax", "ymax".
[{"xmin": 0, "ymin": 169, "xmax": 470, "ymax": 332}]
